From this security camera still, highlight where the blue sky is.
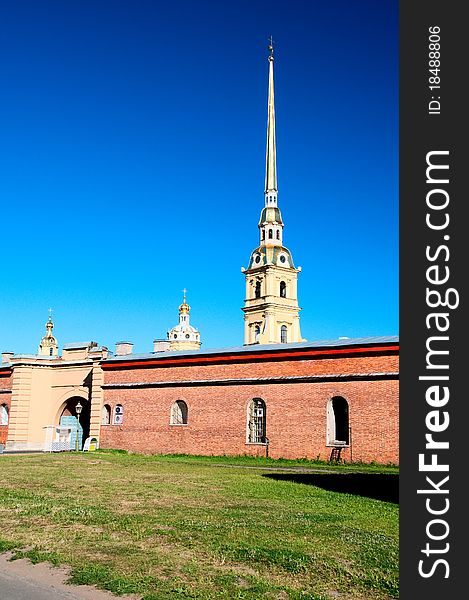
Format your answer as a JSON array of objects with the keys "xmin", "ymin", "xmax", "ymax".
[{"xmin": 0, "ymin": 0, "xmax": 398, "ymax": 355}]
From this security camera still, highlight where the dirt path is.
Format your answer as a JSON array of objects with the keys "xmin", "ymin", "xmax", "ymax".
[{"xmin": 0, "ymin": 553, "xmax": 140, "ymax": 600}]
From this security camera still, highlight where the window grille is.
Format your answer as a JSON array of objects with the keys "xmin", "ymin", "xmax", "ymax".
[
  {"xmin": 248, "ymin": 398, "xmax": 266, "ymax": 443},
  {"xmin": 171, "ymin": 400, "xmax": 188, "ymax": 425}
]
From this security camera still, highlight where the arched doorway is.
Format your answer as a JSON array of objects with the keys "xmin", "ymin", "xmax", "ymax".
[
  {"xmin": 58, "ymin": 396, "xmax": 91, "ymax": 450},
  {"xmin": 327, "ymin": 396, "xmax": 350, "ymax": 445}
]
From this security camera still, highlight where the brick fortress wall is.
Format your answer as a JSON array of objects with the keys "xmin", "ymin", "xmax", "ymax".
[{"xmin": 100, "ymin": 347, "xmax": 399, "ymax": 464}]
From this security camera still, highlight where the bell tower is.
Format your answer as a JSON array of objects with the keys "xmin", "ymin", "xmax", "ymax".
[
  {"xmin": 38, "ymin": 310, "xmax": 59, "ymax": 356},
  {"xmin": 242, "ymin": 40, "xmax": 303, "ymax": 345}
]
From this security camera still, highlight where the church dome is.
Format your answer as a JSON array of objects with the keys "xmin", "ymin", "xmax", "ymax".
[
  {"xmin": 38, "ymin": 315, "xmax": 59, "ymax": 357},
  {"xmin": 178, "ymin": 300, "xmax": 190, "ymax": 315},
  {"xmin": 169, "ymin": 321, "xmax": 199, "ymax": 336},
  {"xmin": 248, "ymin": 245, "xmax": 294, "ymax": 270},
  {"xmin": 167, "ymin": 291, "xmax": 201, "ymax": 349},
  {"xmin": 258, "ymin": 206, "xmax": 283, "ymax": 225}
]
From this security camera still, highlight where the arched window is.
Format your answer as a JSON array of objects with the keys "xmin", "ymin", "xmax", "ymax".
[
  {"xmin": 171, "ymin": 400, "xmax": 188, "ymax": 425},
  {"xmin": 247, "ymin": 398, "xmax": 266, "ymax": 443},
  {"xmin": 0, "ymin": 404, "xmax": 9, "ymax": 426},
  {"xmin": 254, "ymin": 324, "xmax": 261, "ymax": 343},
  {"xmin": 268, "ymin": 229, "xmax": 273, "ymax": 239},
  {"xmin": 261, "ymin": 230, "xmax": 265, "ymax": 240},
  {"xmin": 113, "ymin": 404, "xmax": 124, "ymax": 425},
  {"xmin": 280, "ymin": 325, "xmax": 287, "ymax": 343},
  {"xmin": 101, "ymin": 404, "xmax": 111, "ymax": 425},
  {"xmin": 255, "ymin": 280, "xmax": 261, "ymax": 298},
  {"xmin": 280, "ymin": 281, "xmax": 286, "ymax": 298},
  {"xmin": 327, "ymin": 396, "xmax": 350, "ymax": 445},
  {"xmin": 49, "ymin": 347, "xmax": 53, "ymax": 356},
  {"xmin": 276, "ymin": 230, "xmax": 280, "ymax": 240}
]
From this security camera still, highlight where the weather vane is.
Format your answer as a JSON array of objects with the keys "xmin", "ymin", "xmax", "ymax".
[{"xmin": 268, "ymin": 35, "xmax": 274, "ymax": 56}]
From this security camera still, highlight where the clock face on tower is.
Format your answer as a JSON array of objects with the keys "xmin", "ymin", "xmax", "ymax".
[{"xmin": 277, "ymin": 252, "xmax": 289, "ymax": 266}]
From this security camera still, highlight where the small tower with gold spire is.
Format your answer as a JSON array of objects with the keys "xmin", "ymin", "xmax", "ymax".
[
  {"xmin": 242, "ymin": 39, "xmax": 304, "ymax": 345},
  {"xmin": 38, "ymin": 310, "xmax": 59, "ymax": 356},
  {"xmin": 167, "ymin": 290, "xmax": 201, "ymax": 351}
]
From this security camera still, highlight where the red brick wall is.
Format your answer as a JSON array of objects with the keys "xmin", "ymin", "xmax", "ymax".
[
  {"xmin": 0, "ymin": 370, "xmax": 12, "ymax": 446},
  {"xmin": 104, "ymin": 353, "xmax": 398, "ymax": 385},
  {"xmin": 100, "ymin": 351, "xmax": 399, "ymax": 464}
]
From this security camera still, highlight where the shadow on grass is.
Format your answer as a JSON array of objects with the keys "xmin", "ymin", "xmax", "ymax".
[{"xmin": 262, "ymin": 472, "xmax": 398, "ymax": 503}]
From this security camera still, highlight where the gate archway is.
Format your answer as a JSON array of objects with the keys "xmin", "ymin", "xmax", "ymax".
[{"xmin": 57, "ymin": 396, "xmax": 91, "ymax": 450}]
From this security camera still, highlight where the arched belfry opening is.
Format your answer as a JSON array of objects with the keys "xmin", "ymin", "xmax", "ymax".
[
  {"xmin": 255, "ymin": 280, "xmax": 261, "ymax": 298},
  {"xmin": 58, "ymin": 396, "xmax": 91, "ymax": 450}
]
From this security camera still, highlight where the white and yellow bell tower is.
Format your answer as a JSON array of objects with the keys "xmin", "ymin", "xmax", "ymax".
[
  {"xmin": 242, "ymin": 40, "xmax": 304, "ymax": 345},
  {"xmin": 38, "ymin": 310, "xmax": 59, "ymax": 356}
]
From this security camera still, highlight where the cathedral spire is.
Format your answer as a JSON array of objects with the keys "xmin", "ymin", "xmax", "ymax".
[
  {"xmin": 258, "ymin": 38, "xmax": 283, "ymax": 247},
  {"xmin": 241, "ymin": 42, "xmax": 303, "ymax": 346},
  {"xmin": 265, "ymin": 36, "xmax": 277, "ymax": 206}
]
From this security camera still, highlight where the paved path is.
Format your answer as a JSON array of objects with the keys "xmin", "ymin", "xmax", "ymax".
[{"xmin": 0, "ymin": 554, "xmax": 139, "ymax": 600}]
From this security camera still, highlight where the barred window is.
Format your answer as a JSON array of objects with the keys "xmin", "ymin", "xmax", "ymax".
[
  {"xmin": 171, "ymin": 400, "xmax": 188, "ymax": 425},
  {"xmin": 247, "ymin": 398, "xmax": 266, "ymax": 444}
]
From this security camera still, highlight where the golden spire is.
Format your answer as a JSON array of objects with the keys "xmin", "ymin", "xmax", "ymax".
[
  {"xmin": 45, "ymin": 308, "xmax": 54, "ymax": 337},
  {"xmin": 265, "ymin": 36, "xmax": 277, "ymax": 196}
]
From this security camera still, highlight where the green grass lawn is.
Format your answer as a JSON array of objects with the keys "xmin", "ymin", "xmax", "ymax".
[{"xmin": 0, "ymin": 452, "xmax": 398, "ymax": 600}]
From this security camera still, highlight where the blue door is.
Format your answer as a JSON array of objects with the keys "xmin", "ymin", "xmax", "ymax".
[{"xmin": 60, "ymin": 415, "xmax": 83, "ymax": 450}]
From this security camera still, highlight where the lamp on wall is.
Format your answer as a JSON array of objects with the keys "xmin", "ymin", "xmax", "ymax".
[{"xmin": 75, "ymin": 401, "xmax": 83, "ymax": 451}]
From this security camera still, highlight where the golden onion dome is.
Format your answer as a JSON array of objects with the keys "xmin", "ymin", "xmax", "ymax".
[{"xmin": 179, "ymin": 301, "xmax": 190, "ymax": 315}]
